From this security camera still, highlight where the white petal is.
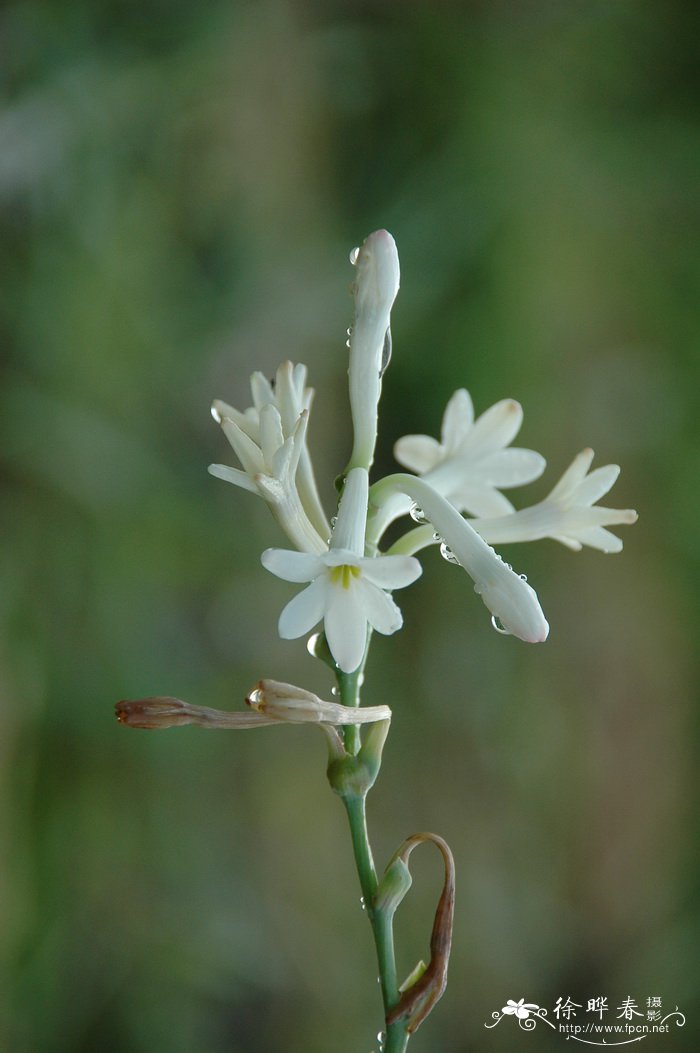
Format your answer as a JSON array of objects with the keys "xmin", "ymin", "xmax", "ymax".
[
  {"xmin": 220, "ymin": 417, "xmax": 265, "ymax": 476},
  {"xmin": 574, "ymin": 464, "xmax": 620, "ymax": 506},
  {"xmin": 478, "ymin": 448, "xmax": 546, "ymax": 488},
  {"xmin": 278, "ymin": 578, "xmax": 327, "ymax": 638},
  {"xmin": 547, "ymin": 448, "xmax": 595, "ymax": 503},
  {"xmin": 450, "ymin": 483, "xmax": 516, "ymax": 518},
  {"xmin": 461, "ymin": 399, "xmax": 523, "ymax": 457},
  {"xmin": 259, "ymin": 404, "xmax": 285, "ymax": 468},
  {"xmin": 250, "ymin": 371, "xmax": 275, "ymax": 410},
  {"xmin": 261, "ymin": 548, "xmax": 324, "ymax": 582},
  {"xmin": 208, "ymin": 463, "xmax": 258, "ymax": 494},
  {"xmin": 441, "ymin": 388, "xmax": 474, "ymax": 450},
  {"xmin": 393, "ymin": 434, "xmax": 442, "ymax": 474},
  {"xmin": 359, "ymin": 554, "xmax": 422, "ymax": 590},
  {"xmin": 357, "ymin": 579, "xmax": 404, "ymax": 635},
  {"xmin": 324, "ymin": 582, "xmax": 368, "ymax": 673},
  {"xmin": 573, "ymin": 526, "xmax": 624, "ymax": 553}
]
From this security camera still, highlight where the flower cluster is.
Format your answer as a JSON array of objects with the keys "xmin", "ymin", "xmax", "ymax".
[{"xmin": 210, "ymin": 230, "xmax": 637, "ymax": 674}]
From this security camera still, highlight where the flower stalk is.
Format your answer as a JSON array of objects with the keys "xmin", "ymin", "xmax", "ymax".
[{"xmin": 116, "ymin": 227, "xmax": 637, "ymax": 1052}]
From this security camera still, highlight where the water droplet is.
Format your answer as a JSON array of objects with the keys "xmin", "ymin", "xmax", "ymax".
[
  {"xmin": 349, "ymin": 246, "xmax": 360, "ymax": 265},
  {"xmin": 409, "ymin": 504, "xmax": 428, "ymax": 524},
  {"xmin": 331, "ymin": 686, "xmax": 338, "ymax": 697},
  {"xmin": 247, "ymin": 687, "xmax": 263, "ymax": 707},
  {"xmin": 440, "ymin": 542, "xmax": 460, "ymax": 565},
  {"xmin": 330, "ymin": 514, "xmax": 338, "ymax": 527},
  {"xmin": 519, "ymin": 573, "xmax": 528, "ymax": 582},
  {"xmin": 346, "ymin": 326, "xmax": 353, "ymax": 336},
  {"xmin": 345, "ymin": 338, "xmax": 352, "ymax": 348},
  {"xmin": 376, "ymin": 1031, "xmax": 385, "ymax": 1048},
  {"xmin": 504, "ymin": 562, "xmax": 512, "ymax": 571},
  {"xmin": 307, "ymin": 633, "xmax": 321, "ymax": 656},
  {"xmin": 491, "ymin": 615, "xmax": 512, "ymax": 636},
  {"xmin": 358, "ymin": 673, "xmax": 365, "ymax": 687},
  {"xmin": 432, "ymin": 531, "xmax": 442, "ymax": 542},
  {"xmin": 360, "ymin": 896, "xmax": 366, "ymax": 910},
  {"xmin": 210, "ymin": 404, "xmax": 222, "ymax": 423}
]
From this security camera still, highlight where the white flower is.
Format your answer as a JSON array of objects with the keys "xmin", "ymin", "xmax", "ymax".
[
  {"xmin": 262, "ymin": 468, "xmax": 421, "ymax": 673},
  {"xmin": 472, "ymin": 448, "xmax": 638, "ymax": 553},
  {"xmin": 394, "ymin": 388, "xmax": 546, "ymax": 517},
  {"xmin": 369, "ymin": 474, "xmax": 549, "ymax": 643},
  {"xmin": 209, "ymin": 360, "xmax": 329, "ymax": 553},
  {"xmin": 346, "ymin": 230, "xmax": 401, "ymax": 472}
]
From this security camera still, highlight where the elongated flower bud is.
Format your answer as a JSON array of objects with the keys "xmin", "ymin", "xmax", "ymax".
[{"xmin": 346, "ymin": 230, "xmax": 400, "ymax": 472}]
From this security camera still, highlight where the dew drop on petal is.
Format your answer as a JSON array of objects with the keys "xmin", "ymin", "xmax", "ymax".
[
  {"xmin": 210, "ymin": 404, "xmax": 222, "ymax": 423},
  {"xmin": 330, "ymin": 515, "xmax": 338, "ymax": 528},
  {"xmin": 248, "ymin": 687, "xmax": 264, "ymax": 706},
  {"xmin": 432, "ymin": 531, "xmax": 442, "ymax": 542},
  {"xmin": 491, "ymin": 615, "xmax": 512, "ymax": 636},
  {"xmin": 349, "ymin": 246, "xmax": 360, "ymax": 265},
  {"xmin": 346, "ymin": 338, "xmax": 352, "ymax": 348},
  {"xmin": 410, "ymin": 504, "xmax": 428, "ymax": 524},
  {"xmin": 519, "ymin": 573, "xmax": 528, "ymax": 582},
  {"xmin": 346, "ymin": 327, "xmax": 353, "ymax": 336},
  {"xmin": 440, "ymin": 542, "xmax": 460, "ymax": 565}
]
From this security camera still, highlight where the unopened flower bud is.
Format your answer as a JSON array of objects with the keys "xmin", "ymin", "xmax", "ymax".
[{"xmin": 373, "ymin": 854, "xmax": 413, "ymax": 916}]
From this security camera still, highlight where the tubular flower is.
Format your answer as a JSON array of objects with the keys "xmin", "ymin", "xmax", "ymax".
[
  {"xmin": 369, "ymin": 474, "xmax": 549, "ymax": 643},
  {"xmin": 394, "ymin": 388, "xmax": 546, "ymax": 517},
  {"xmin": 262, "ymin": 467, "xmax": 421, "ymax": 673},
  {"xmin": 472, "ymin": 448, "xmax": 638, "ymax": 552},
  {"xmin": 346, "ymin": 230, "xmax": 401, "ymax": 473},
  {"xmin": 209, "ymin": 360, "xmax": 329, "ymax": 553}
]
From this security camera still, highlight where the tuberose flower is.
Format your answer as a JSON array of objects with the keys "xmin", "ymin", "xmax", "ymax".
[
  {"xmin": 209, "ymin": 361, "xmax": 329, "ymax": 553},
  {"xmin": 369, "ymin": 474, "xmax": 549, "ymax": 643},
  {"xmin": 394, "ymin": 388, "xmax": 545, "ymax": 517},
  {"xmin": 472, "ymin": 448, "xmax": 638, "ymax": 552},
  {"xmin": 262, "ymin": 467, "xmax": 421, "ymax": 673}
]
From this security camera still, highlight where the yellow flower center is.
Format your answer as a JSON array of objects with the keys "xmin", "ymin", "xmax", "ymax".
[{"xmin": 329, "ymin": 564, "xmax": 361, "ymax": 589}]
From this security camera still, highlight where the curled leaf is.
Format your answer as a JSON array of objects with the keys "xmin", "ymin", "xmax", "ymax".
[{"xmin": 385, "ymin": 832, "xmax": 455, "ymax": 1034}]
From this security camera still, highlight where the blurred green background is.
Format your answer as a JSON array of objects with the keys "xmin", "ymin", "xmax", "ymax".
[{"xmin": 2, "ymin": 1, "xmax": 698, "ymax": 1051}]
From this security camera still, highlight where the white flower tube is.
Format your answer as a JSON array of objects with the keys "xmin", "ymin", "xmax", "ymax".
[
  {"xmin": 370, "ymin": 475, "xmax": 549, "ymax": 643},
  {"xmin": 346, "ymin": 230, "xmax": 400, "ymax": 472}
]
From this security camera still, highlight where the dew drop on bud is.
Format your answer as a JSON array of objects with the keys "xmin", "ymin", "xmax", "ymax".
[
  {"xmin": 346, "ymin": 338, "xmax": 352, "ymax": 348},
  {"xmin": 210, "ymin": 404, "xmax": 222, "ymax": 423},
  {"xmin": 409, "ymin": 504, "xmax": 428, "ymax": 524},
  {"xmin": 248, "ymin": 687, "xmax": 264, "ymax": 706},
  {"xmin": 349, "ymin": 246, "xmax": 360, "ymax": 265},
  {"xmin": 491, "ymin": 615, "xmax": 512, "ymax": 636},
  {"xmin": 440, "ymin": 541, "xmax": 460, "ymax": 565},
  {"xmin": 432, "ymin": 531, "xmax": 442, "ymax": 542}
]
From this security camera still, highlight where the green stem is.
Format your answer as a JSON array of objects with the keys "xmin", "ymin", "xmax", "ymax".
[{"xmin": 335, "ymin": 660, "xmax": 410, "ymax": 1053}]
